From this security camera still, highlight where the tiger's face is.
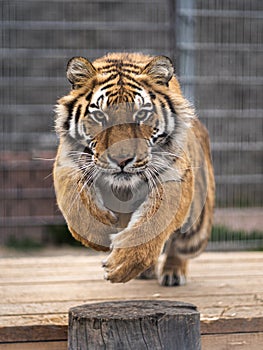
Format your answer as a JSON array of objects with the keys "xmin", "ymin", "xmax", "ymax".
[{"xmin": 56, "ymin": 54, "xmax": 193, "ymax": 206}]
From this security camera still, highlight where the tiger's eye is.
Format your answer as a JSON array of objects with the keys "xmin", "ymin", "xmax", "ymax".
[
  {"xmin": 91, "ymin": 111, "xmax": 106, "ymax": 124},
  {"xmin": 135, "ymin": 110, "xmax": 150, "ymax": 122},
  {"xmin": 94, "ymin": 111, "xmax": 105, "ymax": 120}
]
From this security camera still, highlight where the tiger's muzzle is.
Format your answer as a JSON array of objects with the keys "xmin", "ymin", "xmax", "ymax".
[{"xmin": 94, "ymin": 123, "xmax": 152, "ymax": 175}]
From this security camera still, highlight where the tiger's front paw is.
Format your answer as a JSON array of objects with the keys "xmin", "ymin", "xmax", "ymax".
[{"xmin": 102, "ymin": 246, "xmax": 153, "ymax": 283}]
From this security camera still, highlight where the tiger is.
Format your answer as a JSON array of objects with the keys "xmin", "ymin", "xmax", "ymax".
[{"xmin": 53, "ymin": 52, "xmax": 215, "ymax": 286}]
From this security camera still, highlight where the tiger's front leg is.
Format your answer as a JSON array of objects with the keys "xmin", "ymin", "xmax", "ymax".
[
  {"xmin": 103, "ymin": 168, "xmax": 193, "ymax": 283},
  {"xmin": 53, "ymin": 163, "xmax": 118, "ymax": 251}
]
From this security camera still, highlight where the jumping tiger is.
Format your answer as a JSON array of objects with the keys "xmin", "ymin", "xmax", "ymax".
[{"xmin": 53, "ymin": 52, "xmax": 215, "ymax": 286}]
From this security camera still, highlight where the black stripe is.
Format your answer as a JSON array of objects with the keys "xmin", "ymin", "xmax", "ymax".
[
  {"xmin": 122, "ymin": 67, "xmax": 141, "ymax": 74},
  {"xmin": 83, "ymin": 146, "xmax": 93, "ymax": 155},
  {"xmin": 97, "ymin": 95, "xmax": 104, "ymax": 108},
  {"xmin": 140, "ymin": 93, "xmax": 145, "ymax": 105},
  {"xmin": 100, "ymin": 73, "xmax": 142, "ymax": 91},
  {"xmin": 160, "ymin": 101, "xmax": 169, "ymax": 133},
  {"xmin": 121, "ymin": 73, "xmax": 143, "ymax": 89},
  {"xmin": 125, "ymin": 82, "xmax": 142, "ymax": 91},
  {"xmin": 105, "ymin": 58, "xmax": 119, "ymax": 63},
  {"xmin": 122, "ymin": 63, "xmax": 141, "ymax": 70},
  {"xmin": 182, "ymin": 208, "xmax": 206, "ymax": 240},
  {"xmin": 143, "ymin": 102, "xmax": 152, "ymax": 108},
  {"xmin": 85, "ymin": 91, "xmax": 93, "ymax": 101},
  {"xmin": 100, "ymin": 83, "xmax": 116, "ymax": 91},
  {"xmin": 98, "ymin": 64, "xmax": 118, "ymax": 72},
  {"xmin": 157, "ymin": 132, "xmax": 169, "ymax": 139},
  {"xmin": 123, "ymin": 90, "xmax": 135, "ymax": 102},
  {"xmin": 105, "ymin": 90, "xmax": 119, "ymax": 99},
  {"xmin": 175, "ymin": 238, "xmax": 207, "ymax": 256},
  {"xmin": 140, "ymin": 79, "xmax": 152, "ymax": 89},
  {"xmin": 90, "ymin": 103, "xmax": 99, "ymax": 109},
  {"xmin": 74, "ymin": 104, "xmax": 81, "ymax": 124},
  {"xmin": 140, "ymin": 81, "xmax": 176, "ymax": 116},
  {"xmin": 159, "ymin": 93, "xmax": 176, "ymax": 115},
  {"xmin": 84, "ymin": 104, "xmax": 90, "ymax": 116},
  {"xmin": 100, "ymin": 74, "xmax": 118, "ymax": 85},
  {"xmin": 63, "ymin": 99, "xmax": 77, "ymax": 131},
  {"xmin": 152, "ymin": 103, "xmax": 157, "ymax": 114},
  {"xmin": 126, "ymin": 89, "xmax": 137, "ymax": 99},
  {"xmin": 100, "ymin": 67, "xmax": 140, "ymax": 75},
  {"xmin": 74, "ymin": 105, "xmax": 82, "ymax": 139},
  {"xmin": 149, "ymin": 91, "xmax": 156, "ymax": 100}
]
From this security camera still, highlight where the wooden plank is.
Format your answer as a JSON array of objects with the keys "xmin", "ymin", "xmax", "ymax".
[
  {"xmin": 1, "ymin": 334, "xmax": 263, "ymax": 350},
  {"xmin": 1, "ymin": 264, "xmax": 262, "ymax": 278},
  {"xmin": 0, "ymin": 314, "xmax": 263, "ymax": 343},
  {"xmin": 201, "ymin": 316, "xmax": 263, "ymax": 335},
  {"xmin": 0, "ymin": 252, "xmax": 262, "ymax": 344},
  {"xmin": 2, "ymin": 318, "xmax": 263, "ymax": 345},
  {"xmin": 0, "ymin": 251, "xmax": 262, "ymax": 267},
  {"xmin": 0, "ymin": 305, "xmax": 227, "ymax": 328},
  {"xmin": 0, "ymin": 323, "xmax": 67, "ymax": 343},
  {"xmin": 0, "ymin": 341, "xmax": 67, "ymax": 350},
  {"xmin": 1, "ymin": 265, "xmax": 262, "ymax": 285},
  {"xmin": 1, "ymin": 333, "xmax": 262, "ymax": 350},
  {"xmin": 1, "ymin": 276, "xmax": 262, "ymax": 305},
  {"xmin": 1, "ymin": 253, "xmax": 262, "ymax": 270},
  {"xmin": 1, "ymin": 294, "xmax": 260, "ymax": 317},
  {"xmin": 0, "ymin": 255, "xmax": 104, "ymax": 267},
  {"xmin": 2, "ymin": 259, "xmax": 262, "ymax": 273},
  {"xmin": 1, "ymin": 263, "xmax": 262, "ymax": 280},
  {"xmin": 202, "ymin": 332, "xmax": 263, "ymax": 350},
  {"xmin": 4, "ymin": 253, "xmax": 262, "ymax": 270},
  {"xmin": 1, "ymin": 253, "xmax": 263, "ymax": 285},
  {"xmin": 1, "ymin": 303, "xmax": 263, "ymax": 342}
]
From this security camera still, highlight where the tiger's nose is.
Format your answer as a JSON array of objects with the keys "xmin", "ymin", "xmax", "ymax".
[{"xmin": 108, "ymin": 154, "xmax": 135, "ymax": 169}]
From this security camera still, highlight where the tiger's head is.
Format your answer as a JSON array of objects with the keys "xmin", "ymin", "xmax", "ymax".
[{"xmin": 56, "ymin": 53, "xmax": 194, "ymax": 209}]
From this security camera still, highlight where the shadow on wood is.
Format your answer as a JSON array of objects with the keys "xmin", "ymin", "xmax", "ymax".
[{"xmin": 68, "ymin": 300, "xmax": 200, "ymax": 350}]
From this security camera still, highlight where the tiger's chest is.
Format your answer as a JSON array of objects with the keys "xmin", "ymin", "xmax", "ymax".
[{"xmin": 94, "ymin": 176, "xmax": 149, "ymax": 217}]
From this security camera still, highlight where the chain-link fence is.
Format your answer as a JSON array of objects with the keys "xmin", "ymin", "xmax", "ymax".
[{"xmin": 0, "ymin": 0, "xmax": 262, "ymax": 249}]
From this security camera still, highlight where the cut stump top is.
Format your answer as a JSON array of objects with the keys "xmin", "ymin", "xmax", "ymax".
[{"xmin": 69, "ymin": 300, "xmax": 199, "ymax": 320}]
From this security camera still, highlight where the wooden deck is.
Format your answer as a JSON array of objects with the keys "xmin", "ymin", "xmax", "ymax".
[{"xmin": 0, "ymin": 251, "xmax": 262, "ymax": 349}]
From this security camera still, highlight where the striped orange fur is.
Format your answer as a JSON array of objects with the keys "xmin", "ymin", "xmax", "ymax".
[{"xmin": 54, "ymin": 53, "xmax": 215, "ymax": 285}]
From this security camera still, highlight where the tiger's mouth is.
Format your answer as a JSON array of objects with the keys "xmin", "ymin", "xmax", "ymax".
[{"xmin": 95, "ymin": 151, "xmax": 151, "ymax": 174}]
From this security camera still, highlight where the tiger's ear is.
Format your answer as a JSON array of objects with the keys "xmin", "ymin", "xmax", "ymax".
[
  {"xmin": 142, "ymin": 56, "xmax": 174, "ymax": 84},
  {"xmin": 67, "ymin": 57, "xmax": 97, "ymax": 87}
]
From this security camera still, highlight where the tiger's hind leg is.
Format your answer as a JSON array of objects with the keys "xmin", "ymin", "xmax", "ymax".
[
  {"xmin": 156, "ymin": 234, "xmax": 188, "ymax": 286},
  {"xmin": 136, "ymin": 256, "xmax": 187, "ymax": 284},
  {"xmin": 157, "ymin": 202, "xmax": 213, "ymax": 287}
]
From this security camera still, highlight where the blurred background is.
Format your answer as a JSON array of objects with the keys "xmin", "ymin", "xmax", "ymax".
[{"xmin": 0, "ymin": 0, "xmax": 262, "ymax": 253}]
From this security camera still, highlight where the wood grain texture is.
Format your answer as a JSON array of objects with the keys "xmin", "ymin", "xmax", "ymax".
[
  {"xmin": 0, "ymin": 341, "xmax": 67, "ymax": 350},
  {"xmin": 202, "ymin": 332, "xmax": 263, "ymax": 350},
  {"xmin": 2, "ymin": 333, "xmax": 263, "ymax": 350},
  {"xmin": 0, "ymin": 252, "xmax": 262, "ymax": 349},
  {"xmin": 68, "ymin": 301, "xmax": 201, "ymax": 350}
]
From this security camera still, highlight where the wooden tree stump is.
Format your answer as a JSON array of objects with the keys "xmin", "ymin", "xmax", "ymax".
[{"xmin": 68, "ymin": 300, "xmax": 200, "ymax": 350}]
